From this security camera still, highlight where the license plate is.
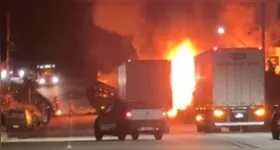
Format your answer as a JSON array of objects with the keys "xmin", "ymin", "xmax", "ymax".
[
  {"xmin": 13, "ymin": 125, "xmax": 19, "ymax": 128},
  {"xmin": 140, "ymin": 127, "xmax": 154, "ymax": 131},
  {"xmin": 234, "ymin": 113, "xmax": 244, "ymax": 118}
]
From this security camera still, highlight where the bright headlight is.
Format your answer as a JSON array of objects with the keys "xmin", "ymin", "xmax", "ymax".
[
  {"xmin": 39, "ymin": 78, "xmax": 46, "ymax": 84},
  {"xmin": 52, "ymin": 76, "xmax": 59, "ymax": 83},
  {"xmin": 18, "ymin": 70, "xmax": 25, "ymax": 78},
  {"xmin": 1, "ymin": 70, "xmax": 7, "ymax": 79}
]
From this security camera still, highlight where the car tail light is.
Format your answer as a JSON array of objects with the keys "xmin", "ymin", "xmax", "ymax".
[
  {"xmin": 126, "ymin": 111, "xmax": 132, "ymax": 118},
  {"xmin": 196, "ymin": 115, "xmax": 203, "ymax": 122},
  {"xmin": 254, "ymin": 108, "xmax": 265, "ymax": 117},
  {"xmin": 214, "ymin": 109, "xmax": 224, "ymax": 118}
]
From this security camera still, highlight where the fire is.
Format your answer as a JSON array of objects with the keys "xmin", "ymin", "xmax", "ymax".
[{"xmin": 167, "ymin": 40, "xmax": 196, "ymax": 112}]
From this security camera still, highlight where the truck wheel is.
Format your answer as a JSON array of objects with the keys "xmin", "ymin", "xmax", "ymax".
[
  {"xmin": 241, "ymin": 126, "xmax": 249, "ymax": 132},
  {"xmin": 154, "ymin": 131, "xmax": 163, "ymax": 140},
  {"xmin": 131, "ymin": 130, "xmax": 140, "ymax": 140},
  {"xmin": 204, "ymin": 125, "xmax": 213, "ymax": 133},
  {"xmin": 229, "ymin": 127, "xmax": 240, "ymax": 132},
  {"xmin": 197, "ymin": 125, "xmax": 204, "ymax": 133},
  {"xmin": 272, "ymin": 131, "xmax": 280, "ymax": 139},
  {"xmin": 94, "ymin": 121, "xmax": 103, "ymax": 141}
]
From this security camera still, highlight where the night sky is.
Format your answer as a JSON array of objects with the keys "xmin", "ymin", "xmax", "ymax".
[{"xmin": 1, "ymin": 0, "xmax": 136, "ymax": 77}]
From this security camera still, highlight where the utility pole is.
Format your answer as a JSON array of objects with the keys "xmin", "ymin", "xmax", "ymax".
[
  {"xmin": 0, "ymin": 14, "xmax": 2, "ymax": 148},
  {"xmin": 6, "ymin": 11, "xmax": 11, "ymax": 92},
  {"xmin": 0, "ymin": 51, "xmax": 2, "ymax": 148}
]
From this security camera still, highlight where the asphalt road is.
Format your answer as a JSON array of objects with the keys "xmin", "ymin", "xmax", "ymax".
[
  {"xmin": 4, "ymin": 115, "xmax": 279, "ymax": 150},
  {"xmin": 2, "ymin": 130, "xmax": 279, "ymax": 150},
  {"xmin": 6, "ymin": 79, "xmax": 276, "ymax": 149}
]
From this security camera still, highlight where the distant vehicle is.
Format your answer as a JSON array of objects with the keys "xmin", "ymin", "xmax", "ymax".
[
  {"xmin": 94, "ymin": 60, "xmax": 171, "ymax": 141},
  {"xmin": 193, "ymin": 48, "xmax": 265, "ymax": 132},
  {"xmin": 36, "ymin": 64, "xmax": 60, "ymax": 86},
  {"xmin": 4, "ymin": 109, "xmax": 40, "ymax": 131},
  {"xmin": 271, "ymin": 105, "xmax": 280, "ymax": 139}
]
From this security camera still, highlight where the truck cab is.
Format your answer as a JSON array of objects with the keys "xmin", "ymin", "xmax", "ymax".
[
  {"xmin": 194, "ymin": 48, "xmax": 266, "ymax": 132},
  {"xmin": 36, "ymin": 64, "xmax": 60, "ymax": 86}
]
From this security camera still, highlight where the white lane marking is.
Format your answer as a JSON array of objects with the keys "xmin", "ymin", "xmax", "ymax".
[{"xmin": 3, "ymin": 135, "xmax": 159, "ymax": 143}]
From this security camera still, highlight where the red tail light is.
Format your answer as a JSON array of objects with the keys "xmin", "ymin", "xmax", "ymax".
[{"xmin": 126, "ymin": 111, "xmax": 132, "ymax": 118}]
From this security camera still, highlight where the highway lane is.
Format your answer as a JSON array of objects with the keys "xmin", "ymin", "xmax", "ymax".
[
  {"xmin": 3, "ymin": 131, "xmax": 279, "ymax": 150},
  {"xmin": 7, "ymin": 115, "xmax": 198, "ymax": 138},
  {"xmin": 5, "ymin": 115, "xmax": 279, "ymax": 149}
]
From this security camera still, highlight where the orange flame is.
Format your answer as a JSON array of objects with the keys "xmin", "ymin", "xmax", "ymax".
[{"xmin": 167, "ymin": 40, "xmax": 196, "ymax": 111}]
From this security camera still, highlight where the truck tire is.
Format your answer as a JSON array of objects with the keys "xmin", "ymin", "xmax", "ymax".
[
  {"xmin": 131, "ymin": 130, "xmax": 140, "ymax": 140},
  {"xmin": 229, "ymin": 127, "xmax": 240, "ymax": 132},
  {"xmin": 241, "ymin": 126, "xmax": 249, "ymax": 132},
  {"xmin": 197, "ymin": 125, "xmax": 204, "ymax": 133},
  {"xmin": 94, "ymin": 120, "xmax": 103, "ymax": 141},
  {"xmin": 272, "ymin": 131, "xmax": 280, "ymax": 140},
  {"xmin": 154, "ymin": 130, "xmax": 163, "ymax": 140}
]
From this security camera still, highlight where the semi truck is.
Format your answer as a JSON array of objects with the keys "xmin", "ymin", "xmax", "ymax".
[{"xmin": 193, "ymin": 48, "xmax": 265, "ymax": 132}]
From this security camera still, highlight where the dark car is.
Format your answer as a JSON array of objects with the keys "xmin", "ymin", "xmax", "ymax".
[
  {"xmin": 94, "ymin": 99, "xmax": 169, "ymax": 141},
  {"xmin": 271, "ymin": 105, "xmax": 280, "ymax": 139},
  {"xmin": 4, "ymin": 109, "xmax": 42, "ymax": 131}
]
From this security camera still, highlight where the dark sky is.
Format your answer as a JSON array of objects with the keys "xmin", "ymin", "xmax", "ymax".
[{"xmin": 1, "ymin": 0, "xmax": 137, "ymax": 76}]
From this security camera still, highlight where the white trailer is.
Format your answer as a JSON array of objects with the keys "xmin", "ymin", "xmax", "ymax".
[{"xmin": 193, "ymin": 48, "xmax": 265, "ymax": 132}]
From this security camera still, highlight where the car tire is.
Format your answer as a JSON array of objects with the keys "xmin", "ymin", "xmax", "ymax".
[
  {"xmin": 154, "ymin": 130, "xmax": 163, "ymax": 140},
  {"xmin": 94, "ymin": 120, "xmax": 103, "ymax": 141},
  {"xmin": 131, "ymin": 131, "xmax": 140, "ymax": 140},
  {"xmin": 272, "ymin": 131, "xmax": 280, "ymax": 140},
  {"xmin": 117, "ymin": 133, "xmax": 126, "ymax": 141},
  {"xmin": 117, "ymin": 124, "xmax": 126, "ymax": 141}
]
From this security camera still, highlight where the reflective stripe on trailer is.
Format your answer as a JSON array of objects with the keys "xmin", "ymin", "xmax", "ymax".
[{"xmin": 214, "ymin": 121, "xmax": 265, "ymax": 126}]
